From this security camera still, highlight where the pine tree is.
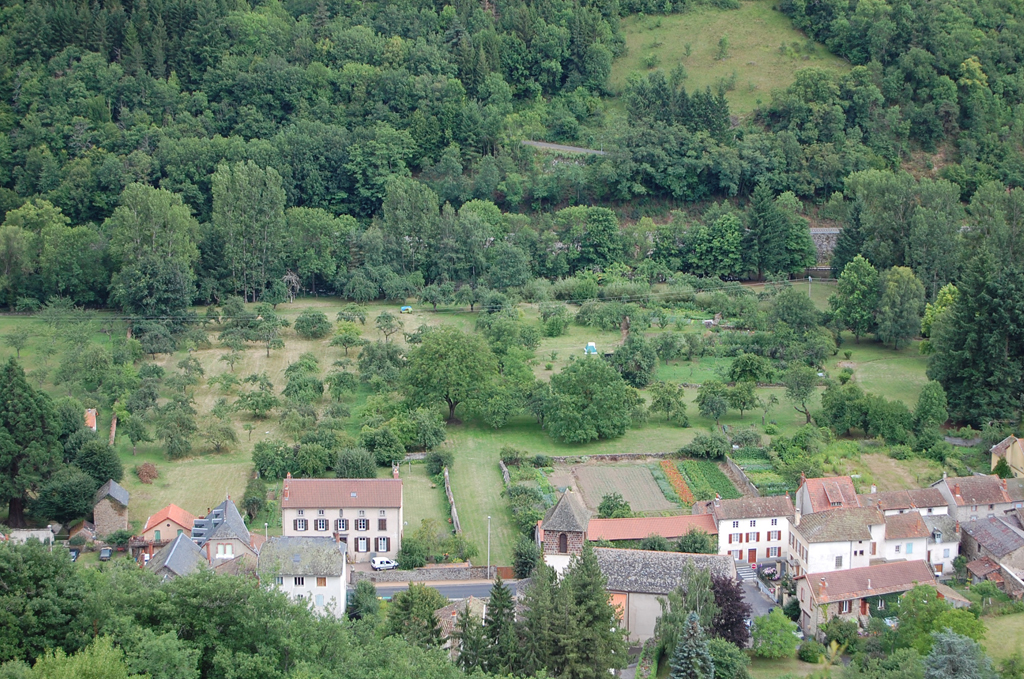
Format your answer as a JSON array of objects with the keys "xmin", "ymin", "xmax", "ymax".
[
  {"xmin": 831, "ymin": 195, "xmax": 866, "ymax": 276},
  {"xmin": 563, "ymin": 542, "xmax": 629, "ymax": 678},
  {"xmin": 453, "ymin": 604, "xmax": 487, "ymax": 672},
  {"xmin": 121, "ymin": 22, "xmax": 144, "ymax": 76},
  {"xmin": 743, "ymin": 182, "xmax": 790, "ymax": 280},
  {"xmin": 484, "ymin": 574, "xmax": 518, "ymax": 675},
  {"xmin": 669, "ymin": 612, "xmax": 715, "ymax": 679},
  {"xmin": 150, "ymin": 17, "xmax": 168, "ymax": 78},
  {"xmin": 517, "ymin": 564, "xmax": 557, "ymax": 676}
]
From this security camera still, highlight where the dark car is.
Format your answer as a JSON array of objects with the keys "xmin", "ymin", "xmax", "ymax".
[
  {"xmin": 99, "ymin": 547, "xmax": 112, "ymax": 561},
  {"xmin": 68, "ymin": 548, "xmax": 80, "ymax": 562}
]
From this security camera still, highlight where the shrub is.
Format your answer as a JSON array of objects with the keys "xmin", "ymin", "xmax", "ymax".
[
  {"xmin": 764, "ymin": 423, "xmax": 779, "ymax": 435},
  {"xmin": 335, "ymin": 447, "xmax": 377, "ymax": 479},
  {"xmin": 134, "ymin": 463, "xmax": 158, "ymax": 484},
  {"xmin": 679, "ymin": 432, "xmax": 730, "ymax": 459},
  {"xmin": 69, "ymin": 534, "xmax": 87, "ymax": 546},
  {"xmin": 426, "ymin": 449, "xmax": 454, "ymax": 476},
  {"xmin": 513, "ymin": 536, "xmax": 541, "ymax": 578},
  {"xmin": 532, "ymin": 454, "xmax": 551, "ymax": 468},
  {"xmin": 242, "ymin": 476, "xmax": 265, "ymax": 521},
  {"xmin": 888, "ymin": 444, "xmax": 914, "ymax": 460},
  {"xmin": 798, "ymin": 641, "xmax": 826, "ymax": 663},
  {"xmin": 500, "ymin": 446, "xmax": 524, "ymax": 467},
  {"xmin": 838, "ymin": 367, "xmax": 854, "ymax": 384},
  {"xmin": 730, "ymin": 429, "xmax": 762, "ymax": 449},
  {"xmin": 106, "ymin": 529, "xmax": 133, "ymax": 548},
  {"xmin": 822, "ymin": 617, "xmax": 859, "ymax": 652}
]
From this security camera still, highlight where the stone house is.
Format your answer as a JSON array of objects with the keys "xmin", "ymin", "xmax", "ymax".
[
  {"xmin": 930, "ymin": 474, "xmax": 1021, "ymax": 522},
  {"xmin": 280, "ymin": 475, "xmax": 403, "ymax": 564},
  {"xmin": 789, "ymin": 507, "xmax": 886, "ymax": 577},
  {"xmin": 258, "ymin": 536, "xmax": 347, "ymax": 617},
  {"xmin": 538, "ymin": 489, "xmax": 590, "ymax": 574},
  {"xmin": 436, "ymin": 596, "xmax": 489, "ymax": 660},
  {"xmin": 960, "ymin": 516, "xmax": 1024, "ymax": 571},
  {"xmin": 693, "ymin": 494, "xmax": 794, "ymax": 566},
  {"xmin": 595, "ymin": 547, "xmax": 735, "ymax": 641},
  {"xmin": 795, "ymin": 560, "xmax": 936, "ymax": 638},
  {"xmin": 146, "ymin": 533, "xmax": 206, "ymax": 580},
  {"xmin": 859, "ymin": 487, "xmax": 949, "ymax": 517},
  {"xmin": 192, "ymin": 499, "xmax": 264, "ymax": 562},
  {"xmin": 93, "ymin": 480, "xmax": 130, "ymax": 536}
]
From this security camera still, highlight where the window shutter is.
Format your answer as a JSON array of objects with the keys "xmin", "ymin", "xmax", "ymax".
[
  {"xmin": 757, "ymin": 532, "xmax": 761, "ymax": 542},
  {"xmin": 728, "ymin": 534, "xmax": 732, "ymax": 544},
  {"xmin": 293, "ymin": 519, "xmax": 298, "ymax": 531},
  {"xmin": 385, "ymin": 537, "xmax": 391, "ymax": 552}
]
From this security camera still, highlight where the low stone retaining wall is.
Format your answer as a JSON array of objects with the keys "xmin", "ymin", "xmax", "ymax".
[
  {"xmin": 547, "ymin": 452, "xmax": 675, "ymax": 464},
  {"xmin": 444, "ymin": 467, "xmax": 461, "ymax": 534},
  {"xmin": 354, "ymin": 564, "xmax": 491, "ymax": 583},
  {"xmin": 725, "ymin": 455, "xmax": 761, "ymax": 497},
  {"xmin": 499, "ymin": 460, "xmax": 512, "ymax": 488}
]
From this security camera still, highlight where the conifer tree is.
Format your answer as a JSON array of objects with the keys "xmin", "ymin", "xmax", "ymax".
[
  {"xmin": 517, "ymin": 564, "xmax": 557, "ymax": 676},
  {"xmin": 121, "ymin": 22, "xmax": 144, "ymax": 76},
  {"xmin": 453, "ymin": 604, "xmax": 486, "ymax": 673},
  {"xmin": 563, "ymin": 542, "xmax": 628, "ymax": 678},
  {"xmin": 484, "ymin": 574, "xmax": 518, "ymax": 675},
  {"xmin": 743, "ymin": 182, "xmax": 790, "ymax": 280},
  {"xmin": 669, "ymin": 612, "xmax": 715, "ymax": 679}
]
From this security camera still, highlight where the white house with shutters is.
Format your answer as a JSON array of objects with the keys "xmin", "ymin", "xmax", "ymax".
[
  {"xmin": 280, "ymin": 475, "xmax": 403, "ymax": 563},
  {"xmin": 691, "ymin": 495, "xmax": 795, "ymax": 566},
  {"xmin": 258, "ymin": 536, "xmax": 347, "ymax": 617}
]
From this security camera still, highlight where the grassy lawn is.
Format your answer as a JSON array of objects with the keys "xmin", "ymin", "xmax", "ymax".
[
  {"xmin": 392, "ymin": 462, "xmax": 450, "ymax": 535},
  {"xmin": 983, "ymin": 613, "xmax": 1024, "ymax": 663},
  {"xmin": 746, "ymin": 654, "xmax": 819, "ymax": 678},
  {"xmin": 610, "ymin": 0, "xmax": 850, "ymax": 114}
]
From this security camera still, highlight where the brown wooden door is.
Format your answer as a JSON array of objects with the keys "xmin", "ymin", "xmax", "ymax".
[{"xmin": 748, "ymin": 549, "xmax": 757, "ymax": 563}]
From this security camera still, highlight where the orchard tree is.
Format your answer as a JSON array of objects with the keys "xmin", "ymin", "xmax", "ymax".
[
  {"xmin": 598, "ymin": 493, "xmax": 633, "ymax": 518},
  {"xmin": 0, "ymin": 359, "xmax": 63, "ymax": 526},
  {"xmin": 877, "ymin": 266, "xmax": 926, "ymax": 350},
  {"xmin": 330, "ymin": 322, "xmax": 365, "ymax": 355},
  {"xmin": 293, "ymin": 310, "xmax": 331, "ymax": 339},
  {"xmin": 830, "ymin": 255, "xmax": 880, "ymax": 342},
  {"xmin": 696, "ymin": 380, "xmax": 729, "ymax": 425},
  {"xmin": 729, "ymin": 353, "xmax": 773, "ymax": 383},
  {"xmin": 4, "ymin": 327, "xmax": 29, "ymax": 358},
  {"xmin": 783, "ymin": 366, "xmax": 818, "ymax": 423},
  {"xmin": 544, "ymin": 358, "xmax": 642, "ymax": 443},
  {"xmin": 727, "ymin": 381, "xmax": 758, "ymax": 418},
  {"xmin": 650, "ymin": 381, "xmax": 688, "ymax": 425},
  {"xmin": 610, "ymin": 333, "xmax": 658, "ymax": 388},
  {"xmin": 404, "ymin": 325, "xmax": 497, "ymax": 422},
  {"xmin": 375, "ymin": 311, "xmax": 404, "ymax": 343}
]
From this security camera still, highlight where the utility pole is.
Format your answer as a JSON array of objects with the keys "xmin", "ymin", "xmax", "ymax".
[{"xmin": 487, "ymin": 515, "xmax": 491, "ymax": 580}]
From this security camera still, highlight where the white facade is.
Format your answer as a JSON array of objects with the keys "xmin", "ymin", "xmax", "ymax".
[
  {"xmin": 882, "ymin": 536, "xmax": 928, "ymax": 563},
  {"xmin": 718, "ymin": 516, "xmax": 790, "ymax": 564},
  {"xmin": 791, "ymin": 523, "xmax": 886, "ymax": 576},
  {"xmin": 282, "ymin": 505, "xmax": 402, "ymax": 563},
  {"xmin": 926, "ymin": 537, "xmax": 960, "ymax": 577},
  {"xmin": 271, "ymin": 570, "xmax": 347, "ymax": 617}
]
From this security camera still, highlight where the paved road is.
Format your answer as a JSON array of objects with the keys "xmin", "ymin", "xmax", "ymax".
[
  {"xmin": 742, "ymin": 581, "xmax": 777, "ymax": 618},
  {"xmin": 374, "ymin": 579, "xmax": 519, "ymax": 599},
  {"xmin": 521, "ymin": 140, "xmax": 607, "ymax": 155}
]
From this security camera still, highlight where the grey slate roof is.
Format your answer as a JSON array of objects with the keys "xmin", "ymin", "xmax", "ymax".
[
  {"xmin": 594, "ymin": 547, "xmax": 735, "ymax": 595},
  {"xmin": 962, "ymin": 517, "xmax": 1024, "ymax": 558},
  {"xmin": 192, "ymin": 499, "xmax": 250, "ymax": 546},
  {"xmin": 257, "ymin": 537, "xmax": 345, "ymax": 577},
  {"xmin": 794, "ymin": 507, "xmax": 883, "ymax": 543},
  {"xmin": 543, "ymin": 490, "xmax": 590, "ymax": 533},
  {"xmin": 923, "ymin": 515, "xmax": 959, "ymax": 542},
  {"xmin": 146, "ymin": 533, "xmax": 205, "ymax": 578},
  {"xmin": 94, "ymin": 479, "xmax": 130, "ymax": 508},
  {"xmin": 696, "ymin": 495, "xmax": 794, "ymax": 521}
]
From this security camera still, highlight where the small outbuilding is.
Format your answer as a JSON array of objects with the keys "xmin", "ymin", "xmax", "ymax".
[
  {"xmin": 584, "ymin": 342, "xmax": 597, "ymax": 355},
  {"xmin": 94, "ymin": 480, "xmax": 130, "ymax": 537}
]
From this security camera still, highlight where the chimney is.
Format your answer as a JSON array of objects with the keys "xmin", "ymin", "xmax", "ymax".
[
  {"xmin": 818, "ymin": 577, "xmax": 827, "ymax": 598},
  {"xmin": 286, "ymin": 472, "xmax": 292, "ymax": 479},
  {"xmin": 870, "ymin": 484, "xmax": 877, "ymax": 494},
  {"xmin": 867, "ymin": 578, "xmax": 871, "ymax": 590},
  {"xmin": 794, "ymin": 506, "xmax": 802, "ymax": 527},
  {"xmin": 943, "ymin": 471, "xmax": 947, "ymax": 480},
  {"xmin": 714, "ymin": 494, "xmax": 721, "ymax": 507},
  {"xmin": 1003, "ymin": 479, "xmax": 1008, "ymax": 490},
  {"xmin": 799, "ymin": 472, "xmax": 807, "ymax": 488},
  {"xmin": 954, "ymin": 484, "xmax": 961, "ymax": 498},
  {"xmin": 393, "ymin": 462, "xmax": 401, "ymax": 479}
]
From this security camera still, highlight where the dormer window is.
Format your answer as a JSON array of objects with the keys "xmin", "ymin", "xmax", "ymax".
[
  {"xmin": 358, "ymin": 510, "xmax": 366, "ymax": 517},
  {"xmin": 318, "ymin": 509, "xmax": 325, "ymax": 516},
  {"xmin": 298, "ymin": 509, "xmax": 305, "ymax": 516},
  {"xmin": 379, "ymin": 510, "xmax": 386, "ymax": 517}
]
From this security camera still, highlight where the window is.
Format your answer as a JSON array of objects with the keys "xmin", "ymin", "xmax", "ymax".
[
  {"xmin": 336, "ymin": 518, "xmax": 349, "ymax": 531},
  {"xmin": 877, "ymin": 598, "xmax": 885, "ymax": 610},
  {"xmin": 840, "ymin": 601, "xmax": 851, "ymax": 614},
  {"xmin": 318, "ymin": 509, "xmax": 325, "ymax": 516},
  {"xmin": 835, "ymin": 555, "xmax": 843, "ymax": 568},
  {"xmin": 317, "ymin": 577, "xmax": 327, "ymax": 587},
  {"xmin": 927, "ymin": 508, "xmax": 934, "ymax": 514},
  {"xmin": 750, "ymin": 520, "xmax": 757, "ymax": 527},
  {"xmin": 972, "ymin": 505, "xmax": 978, "ymax": 511},
  {"xmin": 294, "ymin": 518, "xmax": 308, "ymax": 531},
  {"xmin": 154, "ymin": 530, "xmax": 161, "ymax": 542},
  {"xmin": 768, "ymin": 547, "xmax": 781, "ymax": 558},
  {"xmin": 298, "ymin": 509, "xmax": 305, "ymax": 516},
  {"xmin": 315, "ymin": 594, "xmax": 324, "ymax": 607},
  {"xmin": 177, "ymin": 529, "xmax": 183, "ymax": 535},
  {"xmin": 275, "ymin": 576, "xmax": 283, "ymax": 585},
  {"xmin": 378, "ymin": 518, "xmax": 387, "ymax": 531},
  {"xmin": 379, "ymin": 510, "xmax": 386, "ymax": 517},
  {"xmin": 768, "ymin": 531, "xmax": 781, "ymax": 541},
  {"xmin": 747, "ymin": 532, "xmax": 759, "ymax": 543},
  {"xmin": 729, "ymin": 533, "xmax": 743, "ymax": 544},
  {"xmin": 294, "ymin": 577, "xmax": 305, "ymax": 586},
  {"xmin": 358, "ymin": 510, "xmax": 366, "ymax": 517},
  {"xmin": 895, "ymin": 544, "xmax": 901, "ymax": 554},
  {"xmin": 216, "ymin": 544, "xmax": 233, "ymax": 558},
  {"xmin": 732, "ymin": 521, "xmax": 739, "ymax": 528},
  {"xmin": 905, "ymin": 542, "xmax": 913, "ymax": 555},
  {"xmin": 297, "ymin": 595, "xmax": 304, "ymax": 601},
  {"xmin": 356, "ymin": 537, "xmax": 370, "ymax": 552},
  {"xmin": 315, "ymin": 519, "xmax": 328, "ymax": 531},
  {"xmin": 376, "ymin": 537, "xmax": 390, "ymax": 552},
  {"xmin": 989, "ymin": 504, "xmax": 995, "ymax": 510},
  {"xmin": 356, "ymin": 519, "xmax": 369, "ymax": 531},
  {"xmin": 771, "ymin": 518, "xmax": 778, "ymax": 526},
  {"xmin": 943, "ymin": 548, "xmax": 950, "ymax": 558},
  {"xmin": 559, "ymin": 533, "xmax": 568, "ymax": 553}
]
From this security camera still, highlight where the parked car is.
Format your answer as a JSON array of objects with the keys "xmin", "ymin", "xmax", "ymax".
[
  {"xmin": 371, "ymin": 557, "xmax": 398, "ymax": 571},
  {"xmin": 68, "ymin": 549, "xmax": 80, "ymax": 562},
  {"xmin": 99, "ymin": 547, "xmax": 112, "ymax": 561}
]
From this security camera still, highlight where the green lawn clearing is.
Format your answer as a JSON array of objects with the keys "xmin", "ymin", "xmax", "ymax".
[
  {"xmin": 392, "ymin": 462, "xmax": 450, "ymax": 535},
  {"xmin": 610, "ymin": 0, "xmax": 850, "ymax": 114},
  {"xmin": 983, "ymin": 612, "xmax": 1024, "ymax": 663}
]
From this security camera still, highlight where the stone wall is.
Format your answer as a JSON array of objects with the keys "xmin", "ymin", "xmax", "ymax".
[
  {"xmin": 353, "ymin": 564, "xmax": 492, "ymax": 583},
  {"xmin": 724, "ymin": 456, "xmax": 761, "ymax": 497},
  {"xmin": 810, "ymin": 228, "xmax": 840, "ymax": 265},
  {"xmin": 443, "ymin": 467, "xmax": 461, "ymax": 534},
  {"xmin": 94, "ymin": 498, "xmax": 128, "ymax": 536},
  {"xmin": 1000, "ymin": 564, "xmax": 1024, "ymax": 600},
  {"xmin": 547, "ymin": 452, "xmax": 673, "ymax": 464}
]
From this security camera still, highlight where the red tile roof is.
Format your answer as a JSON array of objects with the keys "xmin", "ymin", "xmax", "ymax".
[
  {"xmin": 883, "ymin": 512, "xmax": 931, "ymax": 540},
  {"xmin": 802, "ymin": 476, "xmax": 860, "ymax": 513},
  {"xmin": 941, "ymin": 476, "xmax": 1012, "ymax": 506},
  {"xmin": 84, "ymin": 409, "xmax": 97, "ymax": 431},
  {"xmin": 281, "ymin": 477, "xmax": 403, "ymax": 508},
  {"xmin": 966, "ymin": 556, "xmax": 1001, "ymax": 578},
  {"xmin": 588, "ymin": 514, "xmax": 718, "ymax": 542},
  {"xmin": 143, "ymin": 504, "xmax": 197, "ymax": 534},
  {"xmin": 802, "ymin": 560, "xmax": 935, "ymax": 604}
]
